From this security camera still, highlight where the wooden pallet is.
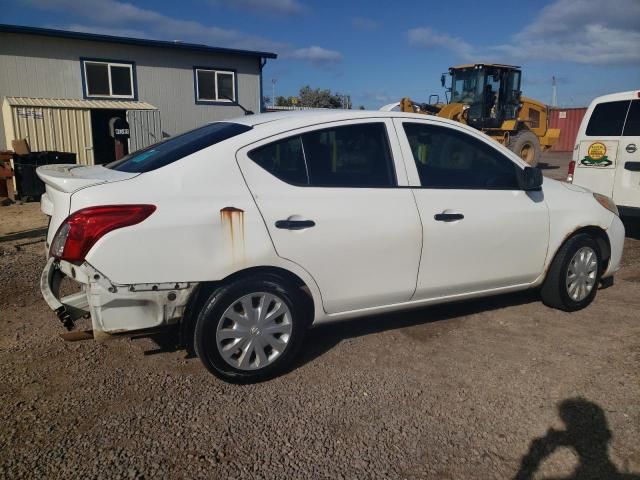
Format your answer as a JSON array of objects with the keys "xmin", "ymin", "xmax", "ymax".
[{"xmin": 0, "ymin": 151, "xmax": 16, "ymax": 201}]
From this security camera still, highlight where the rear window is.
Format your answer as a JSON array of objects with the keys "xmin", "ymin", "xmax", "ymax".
[
  {"xmin": 107, "ymin": 122, "xmax": 252, "ymax": 173},
  {"xmin": 623, "ymin": 100, "xmax": 640, "ymax": 136},
  {"xmin": 585, "ymin": 100, "xmax": 630, "ymax": 137}
]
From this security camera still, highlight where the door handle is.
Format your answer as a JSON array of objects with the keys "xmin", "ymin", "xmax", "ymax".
[
  {"xmin": 434, "ymin": 213, "xmax": 464, "ymax": 222},
  {"xmin": 275, "ymin": 219, "xmax": 316, "ymax": 230},
  {"xmin": 624, "ymin": 161, "xmax": 640, "ymax": 172}
]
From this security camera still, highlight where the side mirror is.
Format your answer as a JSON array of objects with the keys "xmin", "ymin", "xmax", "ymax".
[
  {"xmin": 519, "ymin": 166, "xmax": 543, "ymax": 191},
  {"xmin": 440, "ymin": 74, "xmax": 446, "ymax": 88}
]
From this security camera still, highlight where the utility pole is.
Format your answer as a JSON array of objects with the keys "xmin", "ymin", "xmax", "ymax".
[
  {"xmin": 271, "ymin": 79, "xmax": 277, "ymax": 107},
  {"xmin": 551, "ymin": 76, "xmax": 557, "ymax": 107}
]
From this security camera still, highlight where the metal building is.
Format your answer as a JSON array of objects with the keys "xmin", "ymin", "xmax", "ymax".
[
  {"xmin": 0, "ymin": 24, "xmax": 277, "ymax": 164},
  {"xmin": 549, "ymin": 107, "xmax": 588, "ymax": 152}
]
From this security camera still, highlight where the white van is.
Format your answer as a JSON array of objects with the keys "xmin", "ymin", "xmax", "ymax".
[{"xmin": 568, "ymin": 91, "xmax": 640, "ymax": 217}]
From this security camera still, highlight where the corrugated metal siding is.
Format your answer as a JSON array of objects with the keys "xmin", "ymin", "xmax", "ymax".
[
  {"xmin": 3, "ymin": 102, "xmax": 94, "ymax": 164},
  {"xmin": 127, "ymin": 109, "xmax": 162, "ymax": 152},
  {"xmin": 549, "ymin": 107, "xmax": 587, "ymax": 152},
  {"xmin": 5, "ymin": 96, "xmax": 157, "ymax": 110}
]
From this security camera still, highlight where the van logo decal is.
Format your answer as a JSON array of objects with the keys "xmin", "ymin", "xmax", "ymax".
[{"xmin": 581, "ymin": 142, "xmax": 612, "ymax": 167}]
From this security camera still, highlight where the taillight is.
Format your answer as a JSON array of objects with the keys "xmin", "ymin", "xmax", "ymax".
[
  {"xmin": 50, "ymin": 205, "xmax": 156, "ymax": 264},
  {"xmin": 567, "ymin": 160, "xmax": 576, "ymax": 183}
]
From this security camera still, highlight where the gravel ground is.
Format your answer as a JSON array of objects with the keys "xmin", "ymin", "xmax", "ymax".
[{"xmin": 1, "ymin": 153, "xmax": 639, "ymax": 479}]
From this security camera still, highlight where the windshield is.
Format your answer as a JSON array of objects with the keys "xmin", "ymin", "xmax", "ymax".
[
  {"xmin": 450, "ymin": 69, "xmax": 483, "ymax": 104},
  {"xmin": 106, "ymin": 122, "xmax": 252, "ymax": 173}
]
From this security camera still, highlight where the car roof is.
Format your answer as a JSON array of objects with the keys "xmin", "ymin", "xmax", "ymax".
[
  {"xmin": 588, "ymin": 90, "xmax": 639, "ymax": 105},
  {"xmin": 228, "ymin": 109, "xmax": 466, "ymax": 131}
]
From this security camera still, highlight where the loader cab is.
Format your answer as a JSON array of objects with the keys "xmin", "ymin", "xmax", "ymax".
[{"xmin": 449, "ymin": 64, "xmax": 522, "ymax": 129}]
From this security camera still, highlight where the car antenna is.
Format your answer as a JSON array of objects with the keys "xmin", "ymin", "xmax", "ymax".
[{"xmin": 221, "ymin": 95, "xmax": 254, "ymax": 115}]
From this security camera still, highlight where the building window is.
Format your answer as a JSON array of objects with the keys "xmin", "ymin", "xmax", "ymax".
[
  {"xmin": 194, "ymin": 68, "xmax": 236, "ymax": 103},
  {"xmin": 82, "ymin": 59, "xmax": 135, "ymax": 99}
]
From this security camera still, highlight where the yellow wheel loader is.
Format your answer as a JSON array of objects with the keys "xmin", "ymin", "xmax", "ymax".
[{"xmin": 394, "ymin": 64, "xmax": 560, "ymax": 166}]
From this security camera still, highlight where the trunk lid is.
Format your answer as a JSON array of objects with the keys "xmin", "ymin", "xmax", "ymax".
[
  {"xmin": 37, "ymin": 164, "xmax": 139, "ymax": 246},
  {"xmin": 37, "ymin": 164, "xmax": 138, "ymax": 193}
]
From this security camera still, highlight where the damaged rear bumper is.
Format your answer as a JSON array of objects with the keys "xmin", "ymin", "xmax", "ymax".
[
  {"xmin": 40, "ymin": 257, "xmax": 195, "ymax": 339},
  {"xmin": 40, "ymin": 257, "xmax": 89, "ymax": 330}
]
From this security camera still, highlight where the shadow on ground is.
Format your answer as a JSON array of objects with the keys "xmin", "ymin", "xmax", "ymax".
[
  {"xmin": 140, "ymin": 232, "xmax": 637, "ymax": 371},
  {"xmin": 514, "ymin": 397, "xmax": 640, "ymax": 480},
  {"xmin": 139, "ymin": 289, "xmax": 542, "ymax": 365},
  {"xmin": 538, "ymin": 162, "xmax": 560, "ymax": 170},
  {"xmin": 622, "ymin": 217, "xmax": 640, "ymax": 240},
  {"xmin": 295, "ymin": 289, "xmax": 540, "ymax": 369},
  {"xmin": 0, "ymin": 228, "xmax": 47, "ymax": 243}
]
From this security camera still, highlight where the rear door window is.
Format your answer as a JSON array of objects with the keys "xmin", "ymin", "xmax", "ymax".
[
  {"xmin": 622, "ymin": 100, "xmax": 640, "ymax": 136},
  {"xmin": 107, "ymin": 122, "xmax": 252, "ymax": 173},
  {"xmin": 248, "ymin": 122, "xmax": 397, "ymax": 187},
  {"xmin": 586, "ymin": 100, "xmax": 631, "ymax": 137}
]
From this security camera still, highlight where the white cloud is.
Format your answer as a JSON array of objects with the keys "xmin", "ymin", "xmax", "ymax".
[
  {"xmin": 23, "ymin": 0, "xmax": 286, "ymax": 51},
  {"xmin": 287, "ymin": 46, "xmax": 343, "ymax": 66},
  {"xmin": 519, "ymin": 0, "xmax": 640, "ymax": 38},
  {"xmin": 407, "ymin": 0, "xmax": 640, "ymax": 66},
  {"xmin": 352, "ymin": 17, "xmax": 378, "ymax": 31},
  {"xmin": 23, "ymin": 0, "xmax": 342, "ymax": 68},
  {"xmin": 211, "ymin": 0, "xmax": 304, "ymax": 15},
  {"xmin": 498, "ymin": 0, "xmax": 640, "ymax": 65},
  {"xmin": 407, "ymin": 27, "xmax": 472, "ymax": 59}
]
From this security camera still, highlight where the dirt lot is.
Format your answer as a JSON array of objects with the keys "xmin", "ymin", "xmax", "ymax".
[{"xmin": 1, "ymin": 154, "xmax": 639, "ymax": 479}]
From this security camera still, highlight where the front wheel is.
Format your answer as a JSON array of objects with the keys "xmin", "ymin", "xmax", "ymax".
[
  {"xmin": 509, "ymin": 130, "xmax": 541, "ymax": 167},
  {"xmin": 540, "ymin": 234, "xmax": 602, "ymax": 311},
  {"xmin": 194, "ymin": 276, "xmax": 309, "ymax": 383}
]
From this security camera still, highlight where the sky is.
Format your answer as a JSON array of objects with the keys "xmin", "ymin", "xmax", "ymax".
[{"xmin": 3, "ymin": 0, "xmax": 640, "ymax": 109}]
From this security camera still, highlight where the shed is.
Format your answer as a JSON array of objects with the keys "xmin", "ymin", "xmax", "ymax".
[{"xmin": 2, "ymin": 96, "xmax": 160, "ymax": 165}]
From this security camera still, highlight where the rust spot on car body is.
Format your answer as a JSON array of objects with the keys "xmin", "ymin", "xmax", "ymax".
[
  {"xmin": 220, "ymin": 207, "xmax": 245, "ymax": 263},
  {"xmin": 220, "ymin": 207, "xmax": 245, "ymax": 242}
]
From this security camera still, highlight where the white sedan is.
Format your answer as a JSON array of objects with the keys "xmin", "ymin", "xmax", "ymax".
[{"xmin": 38, "ymin": 110, "xmax": 625, "ymax": 382}]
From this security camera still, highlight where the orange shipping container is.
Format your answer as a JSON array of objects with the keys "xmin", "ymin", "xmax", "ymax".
[{"xmin": 549, "ymin": 107, "xmax": 587, "ymax": 152}]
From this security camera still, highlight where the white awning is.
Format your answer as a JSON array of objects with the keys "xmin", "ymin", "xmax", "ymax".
[{"xmin": 4, "ymin": 96, "xmax": 158, "ymax": 110}]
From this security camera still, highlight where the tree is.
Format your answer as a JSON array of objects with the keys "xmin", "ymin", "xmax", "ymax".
[
  {"xmin": 297, "ymin": 85, "xmax": 345, "ymax": 109},
  {"xmin": 275, "ymin": 96, "xmax": 291, "ymax": 107},
  {"xmin": 358, "ymin": 105, "xmax": 365, "ymax": 110}
]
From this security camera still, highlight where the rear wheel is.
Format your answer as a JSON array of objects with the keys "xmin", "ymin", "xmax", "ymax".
[
  {"xmin": 194, "ymin": 275, "xmax": 309, "ymax": 383},
  {"xmin": 509, "ymin": 130, "xmax": 541, "ymax": 167},
  {"xmin": 541, "ymin": 233, "xmax": 601, "ymax": 311}
]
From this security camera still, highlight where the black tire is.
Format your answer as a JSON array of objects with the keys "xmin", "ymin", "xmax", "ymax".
[
  {"xmin": 194, "ymin": 275, "xmax": 309, "ymax": 383},
  {"xmin": 540, "ymin": 233, "xmax": 602, "ymax": 311},
  {"xmin": 509, "ymin": 130, "xmax": 541, "ymax": 167}
]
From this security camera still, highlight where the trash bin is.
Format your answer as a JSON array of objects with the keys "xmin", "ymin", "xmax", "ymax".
[{"xmin": 13, "ymin": 151, "xmax": 76, "ymax": 200}]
